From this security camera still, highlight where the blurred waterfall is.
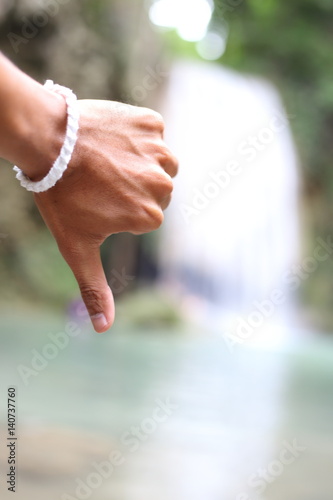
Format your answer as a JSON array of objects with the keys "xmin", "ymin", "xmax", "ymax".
[
  {"xmin": 142, "ymin": 60, "xmax": 302, "ymax": 499},
  {"xmin": 159, "ymin": 60, "xmax": 300, "ymax": 347}
]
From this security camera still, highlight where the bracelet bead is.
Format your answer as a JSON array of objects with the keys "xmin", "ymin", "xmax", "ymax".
[{"xmin": 13, "ymin": 80, "xmax": 80, "ymax": 193}]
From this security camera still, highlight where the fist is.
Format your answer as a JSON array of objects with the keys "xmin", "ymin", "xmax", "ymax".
[{"xmin": 34, "ymin": 100, "xmax": 178, "ymax": 332}]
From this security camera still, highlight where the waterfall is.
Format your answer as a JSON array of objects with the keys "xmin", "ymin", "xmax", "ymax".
[
  {"xmin": 142, "ymin": 60, "xmax": 303, "ymax": 499},
  {"xmin": 159, "ymin": 60, "xmax": 300, "ymax": 347}
]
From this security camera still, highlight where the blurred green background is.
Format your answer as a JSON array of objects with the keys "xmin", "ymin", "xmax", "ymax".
[
  {"xmin": 1, "ymin": 1, "xmax": 333, "ymax": 499},
  {"xmin": 0, "ymin": 0, "xmax": 333, "ymax": 327}
]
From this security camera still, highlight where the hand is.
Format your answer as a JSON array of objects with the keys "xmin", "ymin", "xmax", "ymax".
[{"xmin": 33, "ymin": 100, "xmax": 178, "ymax": 333}]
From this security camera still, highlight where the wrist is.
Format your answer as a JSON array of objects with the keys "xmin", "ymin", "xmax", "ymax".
[
  {"xmin": 0, "ymin": 54, "xmax": 67, "ymax": 181},
  {"xmin": 14, "ymin": 81, "xmax": 80, "ymax": 193},
  {"xmin": 13, "ymin": 85, "xmax": 67, "ymax": 181}
]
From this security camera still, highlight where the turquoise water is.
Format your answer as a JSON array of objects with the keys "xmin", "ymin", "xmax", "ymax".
[{"xmin": 0, "ymin": 311, "xmax": 333, "ymax": 500}]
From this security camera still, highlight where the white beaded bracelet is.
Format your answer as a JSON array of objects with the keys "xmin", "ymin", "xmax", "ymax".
[{"xmin": 13, "ymin": 80, "xmax": 80, "ymax": 193}]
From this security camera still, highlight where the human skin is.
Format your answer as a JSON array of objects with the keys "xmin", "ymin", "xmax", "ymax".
[{"xmin": 0, "ymin": 53, "xmax": 178, "ymax": 333}]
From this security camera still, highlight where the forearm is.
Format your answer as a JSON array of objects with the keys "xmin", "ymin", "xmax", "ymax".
[
  {"xmin": 0, "ymin": 53, "xmax": 178, "ymax": 333},
  {"xmin": 0, "ymin": 53, "xmax": 66, "ymax": 181}
]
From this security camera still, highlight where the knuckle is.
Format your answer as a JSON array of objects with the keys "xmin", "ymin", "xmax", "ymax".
[
  {"xmin": 161, "ymin": 175, "xmax": 174, "ymax": 195},
  {"xmin": 170, "ymin": 154, "xmax": 179, "ymax": 175},
  {"xmin": 145, "ymin": 110, "xmax": 165, "ymax": 132},
  {"xmin": 158, "ymin": 145, "xmax": 172, "ymax": 164},
  {"xmin": 161, "ymin": 194, "xmax": 172, "ymax": 210},
  {"xmin": 142, "ymin": 204, "xmax": 164, "ymax": 231},
  {"xmin": 150, "ymin": 209, "xmax": 164, "ymax": 230},
  {"xmin": 156, "ymin": 144, "xmax": 179, "ymax": 177},
  {"xmin": 155, "ymin": 170, "xmax": 173, "ymax": 195},
  {"xmin": 151, "ymin": 110, "xmax": 164, "ymax": 124}
]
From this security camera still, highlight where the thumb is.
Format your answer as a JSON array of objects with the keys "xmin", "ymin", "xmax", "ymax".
[{"xmin": 63, "ymin": 243, "xmax": 115, "ymax": 333}]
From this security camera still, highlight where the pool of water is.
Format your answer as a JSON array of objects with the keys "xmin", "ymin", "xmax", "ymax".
[{"xmin": 0, "ymin": 311, "xmax": 333, "ymax": 500}]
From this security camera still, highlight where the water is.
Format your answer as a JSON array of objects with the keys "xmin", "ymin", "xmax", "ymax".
[
  {"xmin": 0, "ymin": 312, "xmax": 333, "ymax": 499},
  {"xmin": 0, "ymin": 62, "xmax": 330, "ymax": 500},
  {"xmin": 158, "ymin": 60, "xmax": 300, "ymax": 341}
]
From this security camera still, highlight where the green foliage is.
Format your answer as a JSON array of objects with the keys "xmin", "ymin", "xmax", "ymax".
[
  {"xmin": 1, "ymin": 0, "xmax": 333, "ymax": 327},
  {"xmin": 215, "ymin": 0, "xmax": 333, "ymax": 183},
  {"xmin": 17, "ymin": 232, "xmax": 78, "ymax": 303},
  {"xmin": 212, "ymin": 0, "xmax": 333, "ymax": 329},
  {"xmin": 0, "ymin": 0, "xmax": 145, "ymax": 305},
  {"xmin": 116, "ymin": 288, "xmax": 183, "ymax": 329}
]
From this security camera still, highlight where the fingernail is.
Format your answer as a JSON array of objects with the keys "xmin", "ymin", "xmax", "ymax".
[{"xmin": 91, "ymin": 313, "xmax": 108, "ymax": 333}]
